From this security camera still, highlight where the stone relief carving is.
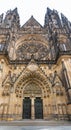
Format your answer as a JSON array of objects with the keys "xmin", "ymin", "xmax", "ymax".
[
  {"xmin": 24, "ymin": 83, "xmax": 42, "ymax": 95},
  {"xmin": 16, "ymin": 42, "xmax": 51, "ymax": 60}
]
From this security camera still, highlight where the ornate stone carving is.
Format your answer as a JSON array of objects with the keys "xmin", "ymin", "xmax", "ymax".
[
  {"xmin": 24, "ymin": 83, "xmax": 42, "ymax": 95},
  {"xmin": 0, "ymin": 7, "xmax": 71, "ymax": 120},
  {"xmin": 16, "ymin": 42, "xmax": 50, "ymax": 60}
]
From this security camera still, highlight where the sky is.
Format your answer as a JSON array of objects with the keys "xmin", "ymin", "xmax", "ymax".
[{"xmin": 0, "ymin": 0, "xmax": 71, "ymax": 26}]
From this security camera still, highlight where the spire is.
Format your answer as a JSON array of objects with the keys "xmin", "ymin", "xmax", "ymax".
[
  {"xmin": 61, "ymin": 13, "xmax": 71, "ymax": 33},
  {"xmin": 47, "ymin": 7, "xmax": 52, "ymax": 15},
  {"xmin": 4, "ymin": 8, "xmax": 20, "ymax": 28},
  {"xmin": 44, "ymin": 7, "xmax": 61, "ymax": 28},
  {"xmin": 61, "ymin": 13, "xmax": 68, "ymax": 24},
  {"xmin": 13, "ymin": 8, "xmax": 18, "ymax": 13},
  {"xmin": 44, "ymin": 7, "xmax": 52, "ymax": 27},
  {"xmin": 53, "ymin": 9, "xmax": 62, "ymax": 28}
]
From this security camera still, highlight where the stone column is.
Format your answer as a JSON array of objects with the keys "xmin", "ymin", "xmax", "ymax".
[
  {"xmin": 43, "ymin": 98, "xmax": 47, "ymax": 119},
  {"xmin": 31, "ymin": 98, "xmax": 35, "ymax": 120}
]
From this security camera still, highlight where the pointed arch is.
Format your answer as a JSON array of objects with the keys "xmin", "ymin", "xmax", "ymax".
[{"xmin": 14, "ymin": 70, "xmax": 51, "ymax": 98}]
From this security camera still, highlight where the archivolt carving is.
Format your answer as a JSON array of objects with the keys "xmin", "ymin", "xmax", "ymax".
[{"xmin": 15, "ymin": 70, "xmax": 51, "ymax": 98}]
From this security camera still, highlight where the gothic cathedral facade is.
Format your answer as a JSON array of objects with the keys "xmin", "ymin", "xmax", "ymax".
[{"xmin": 0, "ymin": 8, "xmax": 71, "ymax": 120}]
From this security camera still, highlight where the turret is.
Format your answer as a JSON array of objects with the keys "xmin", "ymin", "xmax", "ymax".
[
  {"xmin": 44, "ymin": 8, "xmax": 61, "ymax": 29},
  {"xmin": 4, "ymin": 8, "xmax": 20, "ymax": 29},
  {"xmin": 61, "ymin": 13, "xmax": 71, "ymax": 33},
  {"xmin": 44, "ymin": 7, "xmax": 52, "ymax": 27}
]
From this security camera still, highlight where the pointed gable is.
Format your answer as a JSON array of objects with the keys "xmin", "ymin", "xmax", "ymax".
[{"xmin": 21, "ymin": 16, "xmax": 43, "ymax": 29}]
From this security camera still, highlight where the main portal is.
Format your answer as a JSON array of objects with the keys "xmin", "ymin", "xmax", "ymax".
[{"xmin": 22, "ymin": 97, "xmax": 43, "ymax": 119}]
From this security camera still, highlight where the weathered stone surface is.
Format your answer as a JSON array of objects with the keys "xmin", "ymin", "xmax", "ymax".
[{"xmin": 0, "ymin": 7, "xmax": 71, "ymax": 121}]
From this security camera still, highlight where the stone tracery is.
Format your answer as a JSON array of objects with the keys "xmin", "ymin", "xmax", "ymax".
[{"xmin": 16, "ymin": 42, "xmax": 50, "ymax": 60}]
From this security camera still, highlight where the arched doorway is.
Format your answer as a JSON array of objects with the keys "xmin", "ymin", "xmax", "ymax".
[
  {"xmin": 14, "ymin": 66, "xmax": 50, "ymax": 120},
  {"xmin": 22, "ymin": 82, "xmax": 43, "ymax": 119}
]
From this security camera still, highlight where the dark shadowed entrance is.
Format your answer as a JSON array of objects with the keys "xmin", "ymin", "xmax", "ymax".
[
  {"xmin": 22, "ymin": 97, "xmax": 31, "ymax": 119},
  {"xmin": 34, "ymin": 97, "xmax": 43, "ymax": 119},
  {"xmin": 22, "ymin": 97, "xmax": 43, "ymax": 119}
]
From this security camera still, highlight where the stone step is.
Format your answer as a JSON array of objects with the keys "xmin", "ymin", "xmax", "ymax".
[{"xmin": 0, "ymin": 120, "xmax": 71, "ymax": 126}]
